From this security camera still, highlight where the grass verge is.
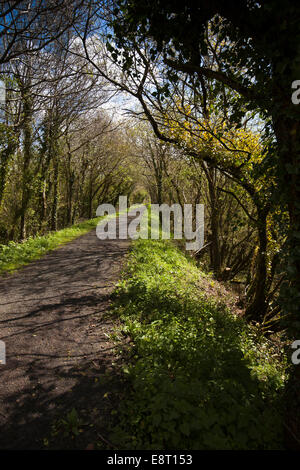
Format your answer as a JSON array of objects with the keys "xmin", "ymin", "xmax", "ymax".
[
  {"xmin": 0, "ymin": 205, "xmax": 139, "ymax": 275},
  {"xmin": 110, "ymin": 236, "xmax": 288, "ymax": 450},
  {"xmin": 0, "ymin": 217, "xmax": 102, "ymax": 275}
]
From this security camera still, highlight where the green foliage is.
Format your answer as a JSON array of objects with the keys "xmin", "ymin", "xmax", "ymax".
[
  {"xmin": 111, "ymin": 236, "xmax": 287, "ymax": 449},
  {"xmin": 130, "ymin": 189, "xmax": 149, "ymax": 205},
  {"xmin": 111, "ymin": 0, "xmax": 300, "ymax": 335},
  {"xmin": 51, "ymin": 408, "xmax": 84, "ymax": 438}
]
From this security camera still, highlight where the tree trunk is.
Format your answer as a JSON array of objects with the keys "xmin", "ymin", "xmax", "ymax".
[
  {"xmin": 0, "ymin": 142, "xmax": 17, "ymax": 206},
  {"xmin": 206, "ymin": 167, "xmax": 222, "ymax": 278},
  {"xmin": 50, "ymin": 154, "xmax": 59, "ymax": 231},
  {"xmin": 272, "ymin": 116, "xmax": 300, "ymax": 334},
  {"xmin": 19, "ymin": 88, "xmax": 33, "ymax": 240},
  {"xmin": 245, "ymin": 209, "xmax": 268, "ymax": 321}
]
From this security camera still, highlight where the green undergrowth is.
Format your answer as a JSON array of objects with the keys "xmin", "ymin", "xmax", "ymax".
[{"xmin": 110, "ymin": 236, "xmax": 288, "ymax": 450}]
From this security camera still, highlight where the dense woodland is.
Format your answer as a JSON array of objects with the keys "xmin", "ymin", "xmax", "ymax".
[{"xmin": 0, "ymin": 0, "xmax": 299, "ymax": 450}]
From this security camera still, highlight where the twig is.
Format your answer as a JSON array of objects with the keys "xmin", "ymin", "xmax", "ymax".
[
  {"xmin": 194, "ymin": 241, "xmax": 212, "ymax": 255},
  {"xmin": 283, "ymin": 422, "xmax": 300, "ymax": 447},
  {"xmin": 97, "ymin": 432, "xmax": 117, "ymax": 450}
]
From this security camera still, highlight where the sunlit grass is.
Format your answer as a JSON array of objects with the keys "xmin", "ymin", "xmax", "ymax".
[
  {"xmin": 0, "ymin": 217, "xmax": 104, "ymax": 275},
  {"xmin": 0, "ymin": 204, "xmax": 145, "ymax": 275},
  {"xmin": 110, "ymin": 211, "xmax": 288, "ymax": 450},
  {"xmin": 0, "ymin": 204, "xmax": 140, "ymax": 275}
]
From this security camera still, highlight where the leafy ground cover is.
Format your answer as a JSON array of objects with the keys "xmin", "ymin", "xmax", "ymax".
[{"xmin": 110, "ymin": 233, "xmax": 288, "ymax": 450}]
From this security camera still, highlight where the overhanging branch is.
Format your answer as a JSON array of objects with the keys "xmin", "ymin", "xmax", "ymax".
[{"xmin": 165, "ymin": 59, "xmax": 256, "ymax": 101}]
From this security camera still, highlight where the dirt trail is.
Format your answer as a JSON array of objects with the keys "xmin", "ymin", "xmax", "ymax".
[{"xmin": 0, "ymin": 215, "xmax": 133, "ymax": 449}]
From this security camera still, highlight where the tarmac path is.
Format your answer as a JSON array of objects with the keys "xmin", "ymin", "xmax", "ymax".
[{"xmin": 0, "ymin": 214, "xmax": 135, "ymax": 449}]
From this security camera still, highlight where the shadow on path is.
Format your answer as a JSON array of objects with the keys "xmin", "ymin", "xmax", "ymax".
[{"xmin": 0, "ymin": 218, "xmax": 133, "ymax": 449}]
